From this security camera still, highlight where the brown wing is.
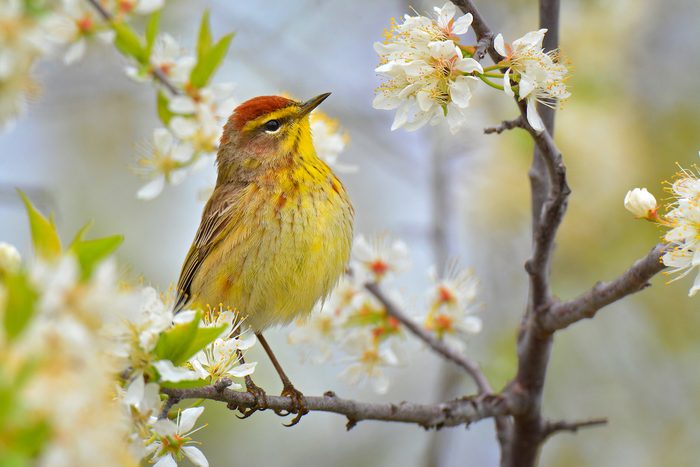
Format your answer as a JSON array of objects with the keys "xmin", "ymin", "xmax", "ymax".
[{"xmin": 174, "ymin": 185, "xmax": 241, "ymax": 312}]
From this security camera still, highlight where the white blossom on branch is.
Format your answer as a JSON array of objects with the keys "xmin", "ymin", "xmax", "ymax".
[{"xmin": 494, "ymin": 29, "xmax": 570, "ymax": 132}]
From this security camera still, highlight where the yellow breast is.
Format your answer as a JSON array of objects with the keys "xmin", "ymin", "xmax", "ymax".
[{"xmin": 191, "ymin": 159, "xmax": 353, "ymax": 330}]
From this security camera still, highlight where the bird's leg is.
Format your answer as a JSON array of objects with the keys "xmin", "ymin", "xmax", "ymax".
[
  {"xmin": 235, "ymin": 348, "xmax": 268, "ymax": 419},
  {"xmin": 256, "ymin": 332, "xmax": 308, "ymax": 426}
]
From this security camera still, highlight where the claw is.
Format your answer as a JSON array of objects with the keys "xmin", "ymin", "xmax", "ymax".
[
  {"xmin": 279, "ymin": 383, "xmax": 308, "ymax": 427},
  {"xmin": 236, "ymin": 376, "xmax": 268, "ymax": 419}
]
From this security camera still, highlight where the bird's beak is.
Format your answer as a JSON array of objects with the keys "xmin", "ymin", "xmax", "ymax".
[{"xmin": 300, "ymin": 92, "xmax": 331, "ymax": 116}]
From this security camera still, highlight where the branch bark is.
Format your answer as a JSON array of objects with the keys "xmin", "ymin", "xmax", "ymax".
[
  {"xmin": 541, "ymin": 417, "xmax": 608, "ymax": 440},
  {"xmin": 161, "ymin": 384, "xmax": 513, "ymax": 430},
  {"xmin": 542, "ymin": 244, "xmax": 668, "ymax": 332},
  {"xmin": 365, "ymin": 282, "xmax": 493, "ymax": 395}
]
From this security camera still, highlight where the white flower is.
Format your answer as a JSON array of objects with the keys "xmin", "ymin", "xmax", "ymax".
[
  {"xmin": 150, "ymin": 407, "xmax": 209, "ymax": 467},
  {"xmin": 310, "ymin": 110, "xmax": 356, "ymax": 173},
  {"xmin": 339, "ymin": 331, "xmax": 399, "ymax": 394},
  {"xmin": 661, "ymin": 156, "xmax": 700, "ymax": 296},
  {"xmin": 624, "ymin": 188, "xmax": 658, "ymax": 219},
  {"xmin": 136, "ymin": 128, "xmax": 194, "ymax": 200},
  {"xmin": 494, "ymin": 29, "xmax": 570, "ymax": 132},
  {"xmin": 433, "ymin": 2, "xmax": 474, "ymax": 36},
  {"xmin": 0, "ymin": 242, "xmax": 21, "ymax": 272},
  {"xmin": 126, "ymin": 34, "xmax": 195, "ymax": 86},
  {"xmin": 51, "ymin": 0, "xmax": 104, "ymax": 65},
  {"xmin": 424, "ymin": 264, "xmax": 481, "ymax": 351},
  {"xmin": 104, "ymin": 286, "xmax": 173, "ymax": 367},
  {"xmin": 289, "ymin": 304, "xmax": 340, "ymax": 364},
  {"xmin": 373, "ymin": 4, "xmax": 483, "ymax": 133},
  {"xmin": 352, "ymin": 234, "xmax": 410, "ymax": 283},
  {"xmin": 0, "ymin": 0, "xmax": 56, "ymax": 129},
  {"xmin": 189, "ymin": 332, "xmax": 257, "ymax": 385}
]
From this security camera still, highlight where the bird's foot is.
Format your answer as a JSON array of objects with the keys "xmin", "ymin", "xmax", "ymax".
[
  {"xmin": 275, "ymin": 383, "xmax": 308, "ymax": 427},
  {"xmin": 236, "ymin": 376, "xmax": 268, "ymax": 419}
]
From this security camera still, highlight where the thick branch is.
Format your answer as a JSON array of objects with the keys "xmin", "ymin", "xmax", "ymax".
[
  {"xmin": 85, "ymin": 0, "xmax": 180, "ymax": 95},
  {"xmin": 365, "ymin": 282, "xmax": 493, "ymax": 395},
  {"xmin": 542, "ymin": 244, "xmax": 668, "ymax": 332},
  {"xmin": 161, "ymin": 385, "xmax": 512, "ymax": 429}
]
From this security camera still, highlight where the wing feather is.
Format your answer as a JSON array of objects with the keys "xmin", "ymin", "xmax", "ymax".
[{"xmin": 174, "ymin": 186, "xmax": 241, "ymax": 312}]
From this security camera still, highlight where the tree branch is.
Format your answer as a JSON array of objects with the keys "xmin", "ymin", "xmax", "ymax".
[
  {"xmin": 541, "ymin": 417, "xmax": 608, "ymax": 441},
  {"xmin": 484, "ymin": 117, "xmax": 524, "ymax": 135},
  {"xmin": 161, "ymin": 385, "xmax": 513, "ymax": 430},
  {"xmin": 364, "ymin": 282, "xmax": 493, "ymax": 395},
  {"xmin": 85, "ymin": 0, "xmax": 180, "ymax": 95},
  {"xmin": 541, "ymin": 244, "xmax": 668, "ymax": 332}
]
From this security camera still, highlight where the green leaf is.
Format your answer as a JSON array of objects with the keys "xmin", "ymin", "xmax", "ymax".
[
  {"xmin": 3, "ymin": 272, "xmax": 38, "ymax": 341},
  {"xmin": 157, "ymin": 91, "xmax": 174, "ymax": 125},
  {"xmin": 196, "ymin": 10, "xmax": 212, "ymax": 59},
  {"xmin": 189, "ymin": 32, "xmax": 234, "ymax": 89},
  {"xmin": 187, "ymin": 323, "xmax": 227, "ymax": 356},
  {"xmin": 113, "ymin": 22, "xmax": 146, "ymax": 64},
  {"xmin": 17, "ymin": 190, "xmax": 61, "ymax": 260},
  {"xmin": 69, "ymin": 235, "xmax": 124, "ymax": 280},
  {"xmin": 153, "ymin": 312, "xmax": 227, "ymax": 366},
  {"xmin": 159, "ymin": 378, "xmax": 210, "ymax": 389},
  {"xmin": 145, "ymin": 10, "xmax": 161, "ymax": 58},
  {"xmin": 154, "ymin": 312, "xmax": 202, "ymax": 365}
]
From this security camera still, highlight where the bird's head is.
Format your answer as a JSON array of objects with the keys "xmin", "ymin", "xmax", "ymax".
[{"xmin": 217, "ymin": 92, "xmax": 331, "ymax": 181}]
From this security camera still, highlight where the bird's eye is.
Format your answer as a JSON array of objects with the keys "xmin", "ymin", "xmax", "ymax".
[{"xmin": 264, "ymin": 119, "xmax": 281, "ymax": 133}]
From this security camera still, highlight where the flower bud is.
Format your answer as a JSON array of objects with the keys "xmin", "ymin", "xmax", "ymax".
[
  {"xmin": 0, "ymin": 242, "xmax": 21, "ymax": 273},
  {"xmin": 624, "ymin": 188, "xmax": 657, "ymax": 219}
]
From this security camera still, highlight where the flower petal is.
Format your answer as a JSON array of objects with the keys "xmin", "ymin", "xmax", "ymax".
[
  {"xmin": 494, "ymin": 33, "xmax": 506, "ymax": 57},
  {"xmin": 137, "ymin": 177, "xmax": 165, "ymax": 200},
  {"xmin": 178, "ymin": 406, "xmax": 205, "ymax": 433},
  {"xmin": 526, "ymin": 98, "xmax": 545, "ymax": 133},
  {"xmin": 183, "ymin": 446, "xmax": 209, "ymax": 467},
  {"xmin": 153, "ymin": 360, "xmax": 200, "ymax": 382}
]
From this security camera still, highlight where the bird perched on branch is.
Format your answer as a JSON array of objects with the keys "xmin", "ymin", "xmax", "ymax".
[{"xmin": 174, "ymin": 93, "xmax": 354, "ymax": 425}]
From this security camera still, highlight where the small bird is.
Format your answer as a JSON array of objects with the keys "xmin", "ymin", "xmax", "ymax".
[{"xmin": 174, "ymin": 93, "xmax": 354, "ymax": 425}]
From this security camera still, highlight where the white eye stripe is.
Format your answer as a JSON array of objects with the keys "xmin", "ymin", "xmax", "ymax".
[{"xmin": 264, "ymin": 127, "xmax": 281, "ymax": 134}]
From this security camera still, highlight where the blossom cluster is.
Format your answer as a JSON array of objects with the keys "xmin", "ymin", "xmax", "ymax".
[
  {"xmin": 624, "ymin": 151, "xmax": 700, "ymax": 297},
  {"xmin": 0, "ymin": 0, "xmax": 162, "ymax": 130},
  {"xmin": 373, "ymin": 1, "xmax": 571, "ymax": 134},
  {"xmin": 0, "ymin": 197, "xmax": 257, "ymax": 466},
  {"xmin": 289, "ymin": 234, "xmax": 482, "ymax": 393}
]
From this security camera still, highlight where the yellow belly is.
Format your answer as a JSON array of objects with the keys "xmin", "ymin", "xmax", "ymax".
[{"xmin": 190, "ymin": 175, "xmax": 353, "ymax": 331}]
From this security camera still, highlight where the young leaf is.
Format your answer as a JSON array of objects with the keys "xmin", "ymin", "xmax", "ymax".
[
  {"xmin": 159, "ymin": 378, "xmax": 210, "ymax": 389},
  {"xmin": 70, "ymin": 235, "xmax": 124, "ymax": 280},
  {"xmin": 113, "ymin": 22, "xmax": 146, "ymax": 64},
  {"xmin": 3, "ymin": 272, "xmax": 38, "ymax": 341},
  {"xmin": 157, "ymin": 91, "xmax": 174, "ymax": 125},
  {"xmin": 187, "ymin": 323, "xmax": 227, "ymax": 357},
  {"xmin": 153, "ymin": 312, "xmax": 201, "ymax": 365},
  {"xmin": 196, "ymin": 10, "xmax": 212, "ymax": 59},
  {"xmin": 17, "ymin": 190, "xmax": 61, "ymax": 260},
  {"xmin": 145, "ymin": 10, "xmax": 161, "ymax": 58},
  {"xmin": 189, "ymin": 32, "xmax": 234, "ymax": 89}
]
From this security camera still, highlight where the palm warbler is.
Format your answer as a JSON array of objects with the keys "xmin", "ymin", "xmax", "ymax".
[{"xmin": 174, "ymin": 93, "xmax": 354, "ymax": 424}]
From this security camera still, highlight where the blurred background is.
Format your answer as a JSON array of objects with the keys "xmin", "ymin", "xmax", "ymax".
[{"xmin": 2, "ymin": 0, "xmax": 700, "ymax": 465}]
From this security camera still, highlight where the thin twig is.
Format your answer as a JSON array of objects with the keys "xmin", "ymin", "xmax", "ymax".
[
  {"xmin": 159, "ymin": 395, "xmax": 179, "ymax": 419},
  {"xmin": 85, "ymin": 0, "xmax": 180, "ymax": 95},
  {"xmin": 364, "ymin": 282, "xmax": 493, "ymax": 395},
  {"xmin": 541, "ymin": 417, "xmax": 608, "ymax": 440},
  {"xmin": 160, "ymin": 385, "xmax": 513, "ymax": 429},
  {"xmin": 542, "ymin": 244, "xmax": 668, "ymax": 332},
  {"xmin": 484, "ymin": 117, "xmax": 524, "ymax": 135}
]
